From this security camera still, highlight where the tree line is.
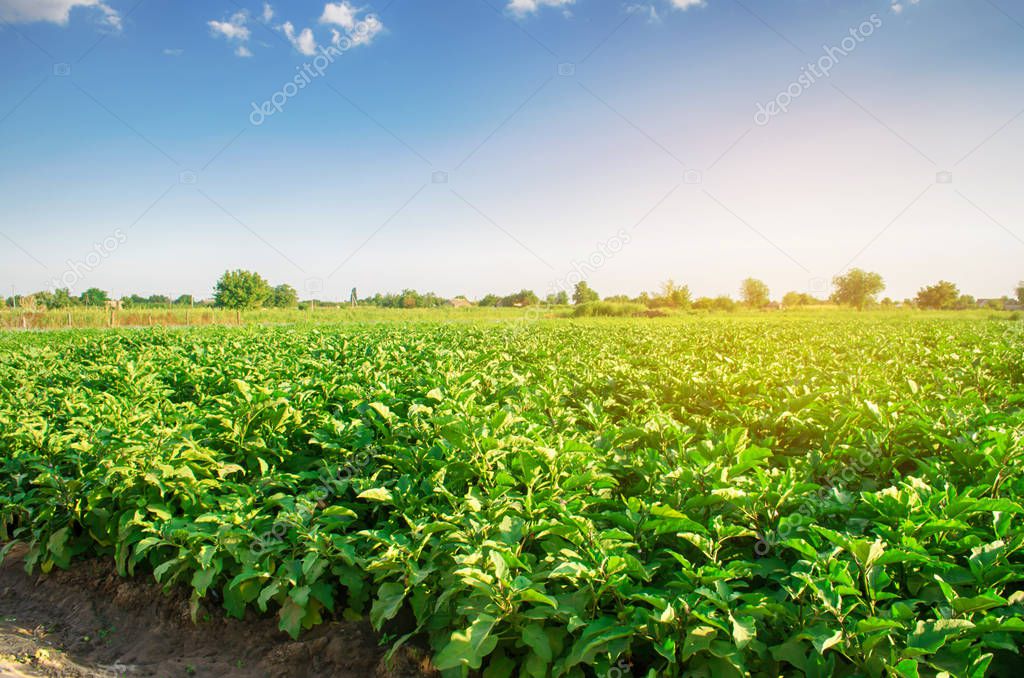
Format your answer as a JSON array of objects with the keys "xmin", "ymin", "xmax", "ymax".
[
  {"xmin": 3, "ymin": 269, "xmax": 1023, "ymax": 312},
  {"xmin": 479, "ymin": 271, "xmax": 1023, "ymax": 312}
]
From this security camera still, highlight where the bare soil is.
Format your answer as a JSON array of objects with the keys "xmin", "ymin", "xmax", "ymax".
[{"xmin": 0, "ymin": 545, "xmax": 432, "ymax": 678}]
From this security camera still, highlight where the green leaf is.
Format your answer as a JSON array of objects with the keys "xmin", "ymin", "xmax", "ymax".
[
  {"xmin": 565, "ymin": 617, "xmax": 634, "ymax": 668},
  {"xmin": 278, "ymin": 598, "xmax": 306, "ymax": 640},
  {"xmin": 681, "ymin": 626, "xmax": 716, "ymax": 661},
  {"xmin": 367, "ymin": 402, "xmax": 394, "ymax": 421},
  {"xmin": 370, "ymin": 582, "xmax": 406, "ymax": 629},
  {"xmin": 191, "ymin": 567, "xmax": 216, "ymax": 596},
  {"xmin": 730, "ymin": 615, "xmax": 756, "ymax": 650},
  {"xmin": 357, "ymin": 488, "xmax": 393, "ymax": 503},
  {"xmin": 951, "ymin": 592, "xmax": 1007, "ymax": 615},
  {"xmin": 518, "ymin": 588, "xmax": 558, "ymax": 609},
  {"xmin": 906, "ymin": 619, "xmax": 975, "ymax": 656},
  {"xmin": 521, "ymin": 623, "xmax": 552, "ymax": 662},
  {"xmin": 432, "ymin": 615, "xmax": 499, "ymax": 671},
  {"xmin": 893, "ymin": 659, "xmax": 920, "ymax": 678}
]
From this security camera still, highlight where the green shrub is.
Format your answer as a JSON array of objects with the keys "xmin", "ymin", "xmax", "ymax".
[{"xmin": 572, "ymin": 301, "xmax": 648, "ymax": 317}]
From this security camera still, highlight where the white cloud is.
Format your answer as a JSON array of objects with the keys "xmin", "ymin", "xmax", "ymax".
[
  {"xmin": 208, "ymin": 11, "xmax": 250, "ymax": 41},
  {"xmin": 280, "ymin": 20, "xmax": 317, "ymax": 55},
  {"xmin": 208, "ymin": 10, "xmax": 255, "ymax": 57},
  {"xmin": 350, "ymin": 14, "xmax": 382, "ymax": 46},
  {"xmin": 0, "ymin": 0, "xmax": 122, "ymax": 30},
  {"xmin": 163, "ymin": 48, "xmax": 183, "ymax": 56},
  {"xmin": 320, "ymin": 1, "xmax": 358, "ymax": 29},
  {"xmin": 627, "ymin": 3, "xmax": 661, "ymax": 22},
  {"xmin": 669, "ymin": 0, "xmax": 704, "ymax": 9},
  {"xmin": 321, "ymin": 2, "xmax": 383, "ymax": 46},
  {"xmin": 206, "ymin": 2, "xmax": 384, "ymax": 59},
  {"xmin": 507, "ymin": 0, "xmax": 574, "ymax": 17},
  {"xmin": 890, "ymin": 0, "xmax": 919, "ymax": 13}
]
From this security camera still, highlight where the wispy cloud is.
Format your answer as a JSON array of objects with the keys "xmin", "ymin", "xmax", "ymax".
[
  {"xmin": 320, "ymin": 2, "xmax": 383, "ymax": 47},
  {"xmin": 0, "ymin": 0, "xmax": 122, "ymax": 31},
  {"xmin": 280, "ymin": 20, "xmax": 317, "ymax": 55},
  {"xmin": 208, "ymin": 10, "xmax": 254, "ymax": 57},
  {"xmin": 207, "ymin": 2, "xmax": 385, "ymax": 59},
  {"xmin": 507, "ymin": 0, "xmax": 575, "ymax": 18},
  {"xmin": 890, "ymin": 0, "xmax": 921, "ymax": 14},
  {"xmin": 669, "ymin": 0, "xmax": 704, "ymax": 9},
  {"xmin": 163, "ymin": 48, "xmax": 184, "ymax": 56},
  {"xmin": 320, "ymin": 1, "xmax": 358, "ymax": 29},
  {"xmin": 627, "ymin": 3, "xmax": 661, "ymax": 22},
  {"xmin": 208, "ymin": 11, "xmax": 250, "ymax": 41}
]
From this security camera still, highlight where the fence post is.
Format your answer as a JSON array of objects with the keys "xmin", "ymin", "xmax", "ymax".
[
  {"xmin": 236, "ymin": 309, "xmax": 241, "ymax": 325},
  {"xmin": 67, "ymin": 312, "xmax": 72, "ymax": 328}
]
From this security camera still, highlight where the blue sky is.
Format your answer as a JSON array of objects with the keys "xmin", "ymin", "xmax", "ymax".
[{"xmin": 1, "ymin": 0, "xmax": 1023, "ymax": 302}]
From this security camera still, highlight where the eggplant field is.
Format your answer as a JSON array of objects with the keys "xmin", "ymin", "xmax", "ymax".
[{"xmin": 2, "ymin": 316, "xmax": 1023, "ymax": 677}]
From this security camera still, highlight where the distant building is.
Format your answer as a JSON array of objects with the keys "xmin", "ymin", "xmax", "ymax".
[
  {"xmin": 105, "ymin": 299, "xmax": 123, "ymax": 310},
  {"xmin": 977, "ymin": 298, "xmax": 1024, "ymax": 311},
  {"xmin": 448, "ymin": 297, "xmax": 472, "ymax": 308}
]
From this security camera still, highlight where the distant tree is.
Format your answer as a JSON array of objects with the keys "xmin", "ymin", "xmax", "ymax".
[
  {"xmin": 79, "ymin": 287, "xmax": 110, "ymax": 307},
  {"xmin": 269, "ymin": 284, "xmax": 299, "ymax": 308},
  {"xmin": 572, "ymin": 281, "xmax": 600, "ymax": 305},
  {"xmin": 831, "ymin": 269, "xmax": 885, "ymax": 310},
  {"xmin": 545, "ymin": 291, "xmax": 569, "ymax": 305},
  {"xmin": 500, "ymin": 289, "xmax": 539, "ymax": 307},
  {"xmin": 693, "ymin": 296, "xmax": 736, "ymax": 312},
  {"xmin": 714, "ymin": 296, "xmax": 737, "ymax": 311},
  {"xmin": 478, "ymin": 294, "xmax": 501, "ymax": 307},
  {"xmin": 915, "ymin": 280, "xmax": 959, "ymax": 310},
  {"xmin": 1017, "ymin": 281, "xmax": 1024, "ymax": 306},
  {"xmin": 603, "ymin": 294, "xmax": 631, "ymax": 303},
  {"xmin": 173, "ymin": 294, "xmax": 194, "ymax": 306},
  {"xmin": 214, "ymin": 270, "xmax": 272, "ymax": 309},
  {"xmin": 654, "ymin": 279, "xmax": 691, "ymax": 309},
  {"xmin": 782, "ymin": 291, "xmax": 813, "ymax": 308},
  {"xmin": 740, "ymin": 278, "xmax": 771, "ymax": 308},
  {"xmin": 955, "ymin": 294, "xmax": 975, "ymax": 310},
  {"xmin": 46, "ymin": 290, "xmax": 80, "ymax": 309},
  {"xmin": 147, "ymin": 294, "xmax": 171, "ymax": 306},
  {"xmin": 35, "ymin": 290, "xmax": 54, "ymax": 309},
  {"xmin": 359, "ymin": 289, "xmax": 446, "ymax": 309}
]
